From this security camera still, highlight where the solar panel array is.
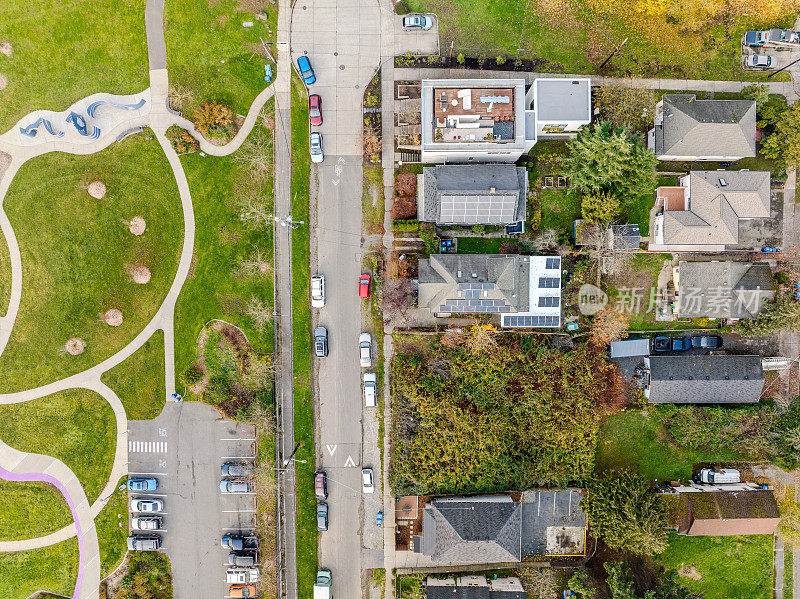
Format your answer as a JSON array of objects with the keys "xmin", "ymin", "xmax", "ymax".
[
  {"xmin": 538, "ymin": 296, "xmax": 560, "ymax": 307},
  {"xmin": 439, "ymin": 193, "xmax": 518, "ymax": 224},
  {"xmin": 538, "ymin": 277, "xmax": 560, "ymax": 288},
  {"xmin": 439, "ymin": 298, "xmax": 513, "ymax": 313},
  {"xmin": 545, "ymin": 257, "xmax": 560, "ymax": 269},
  {"xmin": 457, "ymin": 283, "xmax": 496, "ymax": 290},
  {"xmin": 504, "ymin": 315, "xmax": 560, "ymax": 328}
]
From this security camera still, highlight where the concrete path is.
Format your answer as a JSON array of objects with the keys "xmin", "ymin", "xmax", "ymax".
[{"xmin": 145, "ymin": 0, "xmax": 167, "ymax": 70}]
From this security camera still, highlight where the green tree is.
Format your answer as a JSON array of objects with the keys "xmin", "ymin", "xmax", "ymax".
[
  {"xmin": 582, "ymin": 470, "xmax": 667, "ymax": 555},
  {"xmin": 741, "ymin": 84, "xmax": 770, "ymax": 112},
  {"xmin": 581, "ymin": 190, "xmax": 620, "ymax": 222},
  {"xmin": 566, "ymin": 122, "xmax": 657, "ymax": 200},
  {"xmin": 761, "ymin": 102, "xmax": 800, "ymax": 169},
  {"xmin": 737, "ymin": 293, "xmax": 800, "ymax": 337},
  {"xmin": 604, "ymin": 561, "xmax": 701, "ymax": 599},
  {"xmin": 568, "ymin": 569, "xmax": 596, "ymax": 598}
]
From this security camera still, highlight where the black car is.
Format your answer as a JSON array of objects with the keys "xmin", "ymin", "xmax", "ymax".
[
  {"xmin": 314, "ymin": 326, "xmax": 328, "ymax": 357},
  {"xmin": 691, "ymin": 335, "xmax": 722, "ymax": 349},
  {"xmin": 652, "ymin": 336, "xmax": 670, "ymax": 352}
]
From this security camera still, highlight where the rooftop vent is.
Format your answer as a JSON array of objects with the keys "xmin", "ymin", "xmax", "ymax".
[
  {"xmin": 471, "ymin": 273, "xmax": 478, "ymax": 278},
  {"xmin": 719, "ymin": 178, "xmax": 727, "ymax": 187},
  {"xmin": 457, "ymin": 270, "xmax": 462, "ymax": 277},
  {"xmin": 490, "ymin": 187, "xmax": 496, "ymax": 193}
]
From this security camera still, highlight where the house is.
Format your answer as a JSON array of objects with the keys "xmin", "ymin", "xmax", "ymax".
[
  {"xmin": 652, "ymin": 170, "xmax": 771, "ymax": 251},
  {"xmin": 644, "ymin": 354, "xmax": 764, "ymax": 404},
  {"xmin": 663, "ymin": 485, "xmax": 780, "ymax": 536},
  {"xmin": 399, "ymin": 490, "xmax": 587, "ymax": 565},
  {"xmin": 417, "ymin": 164, "xmax": 528, "ymax": 225},
  {"xmin": 673, "ymin": 260, "xmax": 775, "ymax": 320},
  {"xmin": 417, "ymin": 254, "xmax": 562, "ymax": 328},
  {"xmin": 426, "ymin": 575, "xmax": 527, "ymax": 599},
  {"xmin": 648, "ymin": 94, "xmax": 756, "ymax": 161},
  {"xmin": 420, "ymin": 78, "xmax": 591, "ymax": 163}
]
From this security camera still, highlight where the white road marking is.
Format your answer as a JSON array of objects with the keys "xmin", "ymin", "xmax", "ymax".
[
  {"xmin": 221, "ymin": 509, "xmax": 257, "ymax": 513},
  {"xmin": 128, "ymin": 441, "xmax": 168, "ymax": 453},
  {"xmin": 326, "ymin": 444, "xmax": 338, "ymax": 456},
  {"xmin": 219, "ymin": 456, "xmax": 257, "ymax": 460},
  {"xmin": 343, "ymin": 455, "xmax": 357, "ymax": 467},
  {"xmin": 128, "ymin": 472, "xmax": 168, "ymax": 476},
  {"xmin": 219, "ymin": 438, "xmax": 256, "ymax": 441}
]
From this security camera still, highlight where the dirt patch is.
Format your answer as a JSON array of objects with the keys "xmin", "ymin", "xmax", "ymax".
[
  {"xmin": 125, "ymin": 216, "xmax": 146, "ymax": 236},
  {"xmin": 126, "ymin": 264, "xmax": 152, "ymax": 284},
  {"xmin": 65, "ymin": 338, "xmax": 86, "ymax": 355},
  {"xmin": 0, "ymin": 42, "xmax": 11, "ymax": 57},
  {"xmin": 395, "ymin": 172, "xmax": 417, "ymax": 197},
  {"xmin": 0, "ymin": 151, "xmax": 11, "ymax": 181},
  {"xmin": 0, "ymin": 73, "xmax": 7, "ymax": 91},
  {"xmin": 677, "ymin": 564, "xmax": 702, "ymax": 580},
  {"xmin": 101, "ymin": 308, "xmax": 124, "ymax": 327},
  {"xmin": 87, "ymin": 181, "xmax": 106, "ymax": 199}
]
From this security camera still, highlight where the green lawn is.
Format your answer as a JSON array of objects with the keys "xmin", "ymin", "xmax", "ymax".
[
  {"xmin": 595, "ymin": 410, "xmax": 748, "ymax": 480},
  {"xmin": 658, "ymin": 533, "xmax": 772, "ymax": 599},
  {"xmin": 0, "ymin": 135, "xmax": 183, "ymax": 392},
  {"xmin": 0, "ymin": 538, "xmax": 78, "ymax": 599},
  {"xmin": 405, "ymin": 0, "xmax": 793, "ymax": 82},
  {"xmin": 0, "ymin": 224, "xmax": 9, "ymax": 317},
  {"xmin": 290, "ymin": 74, "xmax": 318, "ymax": 598},
  {"xmin": 102, "ymin": 330, "xmax": 166, "ymax": 420},
  {"xmin": 95, "ymin": 477, "xmax": 128, "ymax": 578},
  {"xmin": 164, "ymin": 0, "xmax": 277, "ymax": 117},
  {"xmin": 456, "ymin": 237, "xmax": 504, "ymax": 254},
  {"xmin": 0, "ymin": 389, "xmax": 116, "ymax": 504},
  {"xmin": 787, "ymin": 546, "xmax": 794, "ymax": 599},
  {"xmin": 0, "ymin": 0, "xmax": 148, "ymax": 133},
  {"xmin": 173, "ymin": 110, "xmax": 275, "ymax": 394},
  {"xmin": 0, "ymin": 480, "xmax": 71, "ymax": 541},
  {"xmin": 539, "ymin": 189, "xmax": 580, "ymax": 234}
]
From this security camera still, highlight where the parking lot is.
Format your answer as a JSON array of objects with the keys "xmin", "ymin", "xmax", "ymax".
[{"xmin": 128, "ymin": 402, "xmax": 259, "ymax": 597}]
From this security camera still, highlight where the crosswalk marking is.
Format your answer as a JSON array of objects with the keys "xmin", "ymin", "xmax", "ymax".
[{"xmin": 129, "ymin": 441, "xmax": 168, "ymax": 453}]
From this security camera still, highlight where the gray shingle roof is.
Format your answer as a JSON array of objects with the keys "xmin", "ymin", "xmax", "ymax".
[
  {"xmin": 647, "ymin": 355, "xmax": 764, "ymax": 404},
  {"xmin": 655, "ymin": 95, "xmax": 756, "ymax": 159},
  {"xmin": 677, "ymin": 261, "xmax": 775, "ymax": 319},
  {"xmin": 420, "ymin": 165, "xmax": 528, "ymax": 225}
]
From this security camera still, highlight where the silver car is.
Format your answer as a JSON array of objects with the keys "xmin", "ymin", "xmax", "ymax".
[
  {"xmin": 745, "ymin": 54, "xmax": 772, "ymax": 68},
  {"xmin": 310, "ymin": 132, "xmax": 324, "ymax": 164},
  {"xmin": 359, "ymin": 332, "xmax": 372, "ymax": 368},
  {"xmin": 131, "ymin": 516, "xmax": 162, "ymax": 530},
  {"xmin": 363, "ymin": 372, "xmax": 377, "ymax": 407},
  {"xmin": 311, "ymin": 274, "xmax": 326, "ymax": 308},
  {"xmin": 402, "ymin": 14, "xmax": 433, "ymax": 30},
  {"xmin": 127, "ymin": 534, "xmax": 161, "ymax": 551},
  {"xmin": 130, "ymin": 498, "xmax": 163, "ymax": 512},
  {"xmin": 220, "ymin": 480, "xmax": 252, "ymax": 493},
  {"xmin": 362, "ymin": 468, "xmax": 374, "ymax": 493}
]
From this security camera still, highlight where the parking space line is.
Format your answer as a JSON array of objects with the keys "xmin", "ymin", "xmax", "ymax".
[
  {"xmin": 221, "ymin": 509, "xmax": 257, "ymax": 513},
  {"xmin": 132, "ymin": 493, "xmax": 167, "ymax": 498},
  {"xmin": 219, "ymin": 438, "xmax": 256, "ymax": 441},
  {"xmin": 219, "ymin": 456, "xmax": 256, "ymax": 460},
  {"xmin": 128, "ymin": 472, "xmax": 168, "ymax": 476},
  {"xmin": 220, "ymin": 492, "xmax": 256, "ymax": 495}
]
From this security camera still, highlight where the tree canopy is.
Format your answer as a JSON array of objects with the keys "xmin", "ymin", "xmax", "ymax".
[
  {"xmin": 761, "ymin": 102, "xmax": 800, "ymax": 170},
  {"xmin": 737, "ymin": 293, "xmax": 800, "ymax": 337},
  {"xmin": 582, "ymin": 190, "xmax": 620, "ymax": 223}
]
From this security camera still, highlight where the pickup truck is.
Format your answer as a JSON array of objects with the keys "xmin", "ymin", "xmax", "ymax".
[{"xmin": 314, "ymin": 569, "xmax": 333, "ymax": 599}]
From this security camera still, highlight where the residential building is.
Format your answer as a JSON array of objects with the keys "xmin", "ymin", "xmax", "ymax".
[
  {"xmin": 673, "ymin": 260, "xmax": 775, "ymax": 320},
  {"xmin": 417, "ymin": 254, "xmax": 562, "ymax": 328},
  {"xmin": 663, "ymin": 484, "xmax": 780, "ymax": 536},
  {"xmin": 644, "ymin": 354, "xmax": 764, "ymax": 404},
  {"xmin": 397, "ymin": 490, "xmax": 586, "ymax": 566},
  {"xmin": 417, "ymin": 164, "xmax": 528, "ymax": 225},
  {"xmin": 426, "ymin": 575, "xmax": 527, "ymax": 599},
  {"xmin": 648, "ymin": 94, "xmax": 756, "ymax": 161},
  {"xmin": 652, "ymin": 170, "xmax": 771, "ymax": 251},
  {"xmin": 420, "ymin": 78, "xmax": 591, "ymax": 163}
]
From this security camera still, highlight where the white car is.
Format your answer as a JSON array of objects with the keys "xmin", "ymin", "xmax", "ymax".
[
  {"xmin": 310, "ymin": 131, "xmax": 324, "ymax": 164},
  {"xmin": 363, "ymin": 372, "xmax": 377, "ymax": 407},
  {"xmin": 311, "ymin": 274, "xmax": 325, "ymax": 308},
  {"xmin": 131, "ymin": 516, "xmax": 162, "ymax": 531},
  {"xmin": 227, "ymin": 568, "xmax": 260, "ymax": 584},
  {"xmin": 130, "ymin": 498, "xmax": 163, "ymax": 513},
  {"xmin": 359, "ymin": 333, "xmax": 372, "ymax": 368},
  {"xmin": 745, "ymin": 54, "xmax": 772, "ymax": 68},
  {"xmin": 362, "ymin": 468, "xmax": 374, "ymax": 493}
]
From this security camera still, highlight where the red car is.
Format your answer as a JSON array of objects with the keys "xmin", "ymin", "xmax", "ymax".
[
  {"xmin": 359, "ymin": 274, "xmax": 371, "ymax": 298},
  {"xmin": 309, "ymin": 94, "xmax": 322, "ymax": 126}
]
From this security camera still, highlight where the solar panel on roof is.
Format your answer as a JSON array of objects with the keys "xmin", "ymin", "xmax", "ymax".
[
  {"xmin": 538, "ymin": 296, "xmax": 560, "ymax": 307},
  {"xmin": 538, "ymin": 277, "xmax": 559, "ymax": 288},
  {"xmin": 545, "ymin": 257, "xmax": 560, "ymax": 269}
]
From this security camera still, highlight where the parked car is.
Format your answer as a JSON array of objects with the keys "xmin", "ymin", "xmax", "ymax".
[
  {"xmin": 131, "ymin": 516, "xmax": 162, "ymax": 531},
  {"xmin": 221, "ymin": 462, "xmax": 254, "ymax": 477},
  {"xmin": 297, "ymin": 55, "xmax": 316, "ymax": 84},
  {"xmin": 315, "ymin": 470, "xmax": 328, "ymax": 499},
  {"xmin": 130, "ymin": 498, "xmax": 163, "ymax": 513},
  {"xmin": 227, "ymin": 568, "xmax": 260, "ymax": 584},
  {"xmin": 696, "ymin": 467, "xmax": 741, "ymax": 484},
  {"xmin": 362, "ymin": 468, "xmax": 374, "ymax": 493},
  {"xmin": 314, "ymin": 326, "xmax": 328, "ymax": 357},
  {"xmin": 228, "ymin": 552, "xmax": 256, "ymax": 567},
  {"xmin": 376, "ymin": 511, "xmax": 383, "ymax": 526},
  {"xmin": 311, "ymin": 274, "xmax": 326, "ymax": 308},
  {"xmin": 359, "ymin": 274, "xmax": 371, "ymax": 298},
  {"xmin": 310, "ymin": 131, "xmax": 324, "ymax": 164},
  {"xmin": 221, "ymin": 535, "xmax": 246, "ymax": 550},
  {"xmin": 317, "ymin": 502, "xmax": 329, "ymax": 531},
  {"xmin": 229, "ymin": 584, "xmax": 257, "ymax": 598},
  {"xmin": 745, "ymin": 54, "xmax": 772, "ymax": 68},
  {"xmin": 127, "ymin": 534, "xmax": 161, "ymax": 551},
  {"xmin": 220, "ymin": 480, "xmax": 252, "ymax": 494},
  {"xmin": 745, "ymin": 29, "xmax": 799, "ymax": 47},
  {"xmin": 652, "ymin": 336, "xmax": 670, "ymax": 352},
  {"xmin": 691, "ymin": 335, "xmax": 722, "ymax": 349},
  {"xmin": 363, "ymin": 372, "xmax": 377, "ymax": 407},
  {"xmin": 359, "ymin": 332, "xmax": 372, "ymax": 368},
  {"xmin": 309, "ymin": 94, "xmax": 323, "ymax": 126},
  {"xmin": 402, "ymin": 13, "xmax": 433, "ymax": 30},
  {"xmin": 762, "ymin": 246, "xmax": 781, "ymax": 253},
  {"xmin": 127, "ymin": 478, "xmax": 158, "ymax": 492},
  {"xmin": 745, "ymin": 30, "xmax": 768, "ymax": 47},
  {"xmin": 670, "ymin": 337, "xmax": 692, "ymax": 351},
  {"xmin": 315, "ymin": 569, "xmax": 333, "ymax": 598}
]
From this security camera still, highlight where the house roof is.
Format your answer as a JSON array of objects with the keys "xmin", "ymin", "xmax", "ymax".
[
  {"xmin": 678, "ymin": 490, "xmax": 780, "ymax": 536},
  {"xmin": 422, "ymin": 496, "xmax": 523, "ymax": 564},
  {"xmin": 534, "ymin": 78, "xmax": 591, "ymax": 123},
  {"xmin": 647, "ymin": 355, "xmax": 764, "ymax": 404},
  {"xmin": 420, "ymin": 165, "xmax": 528, "ymax": 225},
  {"xmin": 655, "ymin": 94, "xmax": 756, "ymax": 158},
  {"xmin": 661, "ymin": 170, "xmax": 770, "ymax": 246},
  {"xmin": 676, "ymin": 261, "xmax": 775, "ymax": 319}
]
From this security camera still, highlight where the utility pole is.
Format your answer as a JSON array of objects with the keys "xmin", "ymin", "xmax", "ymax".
[
  {"xmin": 269, "ymin": 214, "xmax": 305, "ymax": 229},
  {"xmin": 598, "ymin": 37, "xmax": 628, "ymax": 71},
  {"xmin": 768, "ymin": 55, "xmax": 800, "ymax": 78}
]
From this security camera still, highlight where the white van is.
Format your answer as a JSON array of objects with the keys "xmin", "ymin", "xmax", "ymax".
[
  {"xmin": 363, "ymin": 372, "xmax": 377, "ymax": 407},
  {"xmin": 226, "ymin": 568, "xmax": 260, "ymax": 583},
  {"xmin": 697, "ymin": 467, "xmax": 740, "ymax": 484},
  {"xmin": 314, "ymin": 569, "xmax": 332, "ymax": 599}
]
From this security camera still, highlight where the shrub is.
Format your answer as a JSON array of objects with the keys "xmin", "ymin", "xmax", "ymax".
[
  {"xmin": 394, "ymin": 0, "xmax": 410, "ymax": 14},
  {"xmin": 495, "ymin": 55, "xmax": 507, "ymax": 66},
  {"xmin": 192, "ymin": 101, "xmax": 235, "ymax": 140},
  {"xmin": 180, "ymin": 363, "xmax": 204, "ymax": 386},
  {"xmin": 418, "ymin": 223, "xmax": 438, "ymax": 254},
  {"xmin": 471, "ymin": 224, "xmax": 485, "ymax": 233},
  {"xmin": 456, "ymin": 53, "xmax": 465, "ymax": 65},
  {"xmin": 393, "ymin": 218, "xmax": 420, "ymax": 232},
  {"xmin": 165, "ymin": 125, "xmax": 199, "ymax": 154}
]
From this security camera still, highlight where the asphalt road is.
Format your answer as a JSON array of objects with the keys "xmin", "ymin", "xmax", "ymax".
[{"xmin": 128, "ymin": 403, "xmax": 257, "ymax": 598}]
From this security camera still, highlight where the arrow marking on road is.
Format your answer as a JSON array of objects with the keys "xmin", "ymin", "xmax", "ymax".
[
  {"xmin": 344, "ymin": 455, "xmax": 356, "ymax": 467},
  {"xmin": 326, "ymin": 444, "xmax": 338, "ymax": 456}
]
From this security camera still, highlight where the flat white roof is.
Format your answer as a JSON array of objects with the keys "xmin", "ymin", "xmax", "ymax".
[
  {"xmin": 501, "ymin": 255, "xmax": 561, "ymax": 328},
  {"xmin": 534, "ymin": 78, "xmax": 591, "ymax": 123}
]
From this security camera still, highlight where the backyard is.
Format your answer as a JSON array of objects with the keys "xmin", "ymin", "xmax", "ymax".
[
  {"xmin": 0, "ymin": 0, "xmax": 149, "ymax": 133},
  {"xmin": 0, "ymin": 135, "xmax": 183, "ymax": 392},
  {"xmin": 0, "ymin": 539, "xmax": 79, "ymax": 599}
]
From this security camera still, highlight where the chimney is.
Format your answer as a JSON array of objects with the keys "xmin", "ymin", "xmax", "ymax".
[{"xmin": 490, "ymin": 186, "xmax": 496, "ymax": 193}]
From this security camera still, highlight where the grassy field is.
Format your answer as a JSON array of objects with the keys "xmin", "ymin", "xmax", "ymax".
[
  {"xmin": 658, "ymin": 533, "xmax": 772, "ymax": 598},
  {"xmin": 539, "ymin": 189, "xmax": 580, "ymax": 234},
  {"xmin": 102, "ymin": 330, "xmax": 166, "ymax": 420},
  {"xmin": 0, "ymin": 0, "xmax": 149, "ymax": 133},
  {"xmin": 0, "ymin": 135, "xmax": 183, "ymax": 392},
  {"xmin": 0, "ymin": 538, "xmax": 79, "ymax": 599},
  {"xmin": 0, "ymin": 224, "xmax": 9, "ymax": 318},
  {"xmin": 290, "ymin": 74, "xmax": 318, "ymax": 597},
  {"xmin": 164, "ymin": 0, "xmax": 277, "ymax": 117},
  {"xmin": 456, "ymin": 237, "xmax": 504, "ymax": 254},
  {"xmin": 0, "ymin": 480, "xmax": 71, "ymax": 541},
  {"xmin": 0, "ymin": 389, "xmax": 116, "ymax": 503},
  {"xmin": 95, "ymin": 477, "xmax": 128, "ymax": 578},
  {"xmin": 595, "ymin": 410, "xmax": 749, "ymax": 480},
  {"xmin": 405, "ymin": 0, "xmax": 794, "ymax": 82},
  {"xmin": 173, "ymin": 105, "xmax": 275, "ymax": 394}
]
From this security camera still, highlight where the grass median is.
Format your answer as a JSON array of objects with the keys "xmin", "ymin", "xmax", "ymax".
[
  {"xmin": 0, "ymin": 224, "xmax": 9, "ymax": 318},
  {"xmin": 95, "ymin": 477, "xmax": 128, "ymax": 578},
  {"xmin": 0, "ymin": 480, "xmax": 71, "ymax": 541},
  {"xmin": 0, "ymin": 538, "xmax": 79, "ymax": 599},
  {"xmin": 101, "ymin": 330, "xmax": 166, "ymax": 420}
]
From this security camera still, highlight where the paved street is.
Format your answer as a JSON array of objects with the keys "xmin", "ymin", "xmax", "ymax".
[{"xmin": 128, "ymin": 403, "xmax": 256, "ymax": 598}]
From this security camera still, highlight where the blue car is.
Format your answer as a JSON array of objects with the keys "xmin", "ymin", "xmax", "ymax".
[
  {"xmin": 297, "ymin": 56, "xmax": 316, "ymax": 85},
  {"xmin": 127, "ymin": 478, "xmax": 158, "ymax": 492},
  {"xmin": 671, "ymin": 337, "xmax": 692, "ymax": 351}
]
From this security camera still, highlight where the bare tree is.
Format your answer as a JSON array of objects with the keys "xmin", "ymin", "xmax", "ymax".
[
  {"xmin": 590, "ymin": 307, "xmax": 630, "ymax": 347},
  {"xmin": 530, "ymin": 228, "xmax": 559, "ymax": 252},
  {"xmin": 234, "ymin": 128, "xmax": 274, "ymax": 183},
  {"xmin": 243, "ymin": 354, "xmax": 274, "ymax": 390},
  {"xmin": 168, "ymin": 83, "xmax": 194, "ymax": 113},
  {"xmin": 464, "ymin": 323, "xmax": 498, "ymax": 355},
  {"xmin": 383, "ymin": 277, "xmax": 415, "ymax": 323},
  {"xmin": 440, "ymin": 328, "xmax": 464, "ymax": 348},
  {"xmin": 581, "ymin": 222, "xmax": 632, "ymax": 283},
  {"xmin": 238, "ymin": 197, "xmax": 273, "ymax": 229},
  {"xmin": 246, "ymin": 296, "xmax": 273, "ymax": 333},
  {"xmin": 234, "ymin": 247, "xmax": 272, "ymax": 278}
]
